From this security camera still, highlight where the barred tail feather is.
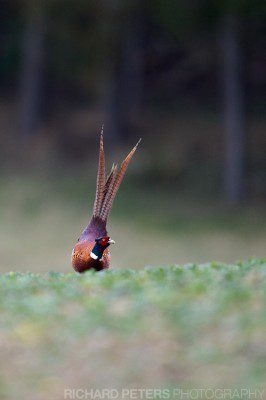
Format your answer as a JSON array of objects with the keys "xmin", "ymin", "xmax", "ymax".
[
  {"xmin": 100, "ymin": 165, "xmax": 118, "ymax": 220},
  {"xmin": 100, "ymin": 138, "xmax": 141, "ymax": 221},
  {"xmin": 93, "ymin": 126, "xmax": 105, "ymax": 217},
  {"xmin": 103, "ymin": 163, "xmax": 116, "ymax": 198}
]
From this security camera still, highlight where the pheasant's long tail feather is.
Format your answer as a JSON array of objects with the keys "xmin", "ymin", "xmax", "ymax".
[
  {"xmin": 99, "ymin": 165, "xmax": 118, "ymax": 220},
  {"xmin": 93, "ymin": 126, "xmax": 105, "ymax": 217},
  {"xmin": 103, "ymin": 162, "xmax": 116, "ymax": 198},
  {"xmin": 100, "ymin": 138, "xmax": 141, "ymax": 221}
]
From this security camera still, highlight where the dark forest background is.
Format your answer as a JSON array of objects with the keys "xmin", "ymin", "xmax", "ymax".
[
  {"xmin": 0, "ymin": 0, "xmax": 266, "ymax": 271},
  {"xmin": 1, "ymin": 0, "xmax": 266, "ymax": 201}
]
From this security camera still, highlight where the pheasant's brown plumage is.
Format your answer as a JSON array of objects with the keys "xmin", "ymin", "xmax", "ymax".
[
  {"xmin": 93, "ymin": 126, "xmax": 105, "ymax": 217},
  {"xmin": 100, "ymin": 138, "xmax": 141, "ymax": 221},
  {"xmin": 71, "ymin": 129, "xmax": 141, "ymax": 272}
]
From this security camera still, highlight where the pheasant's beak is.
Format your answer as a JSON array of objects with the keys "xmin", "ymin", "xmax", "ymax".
[{"xmin": 108, "ymin": 238, "xmax": 115, "ymax": 245}]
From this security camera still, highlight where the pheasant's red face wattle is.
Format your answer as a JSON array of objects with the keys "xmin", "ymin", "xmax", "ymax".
[
  {"xmin": 96, "ymin": 236, "xmax": 115, "ymax": 247},
  {"xmin": 99, "ymin": 236, "xmax": 109, "ymax": 247}
]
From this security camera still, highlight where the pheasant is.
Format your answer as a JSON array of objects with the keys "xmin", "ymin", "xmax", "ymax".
[{"xmin": 71, "ymin": 129, "xmax": 141, "ymax": 272}]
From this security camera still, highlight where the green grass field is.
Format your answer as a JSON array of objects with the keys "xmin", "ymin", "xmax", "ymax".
[
  {"xmin": 0, "ymin": 173, "xmax": 265, "ymax": 399},
  {"xmin": 0, "ymin": 260, "xmax": 265, "ymax": 399}
]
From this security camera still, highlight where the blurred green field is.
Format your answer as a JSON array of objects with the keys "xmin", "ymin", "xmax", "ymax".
[
  {"xmin": 0, "ymin": 172, "xmax": 265, "ymax": 273},
  {"xmin": 0, "ymin": 260, "xmax": 265, "ymax": 399},
  {"xmin": 0, "ymin": 175, "xmax": 265, "ymax": 398}
]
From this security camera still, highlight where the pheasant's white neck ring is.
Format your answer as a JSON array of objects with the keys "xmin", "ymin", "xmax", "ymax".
[{"xmin": 90, "ymin": 252, "xmax": 98, "ymax": 260}]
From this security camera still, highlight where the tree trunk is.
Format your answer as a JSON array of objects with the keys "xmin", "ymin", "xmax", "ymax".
[
  {"xmin": 221, "ymin": 15, "xmax": 245, "ymax": 205},
  {"xmin": 103, "ymin": 3, "xmax": 144, "ymax": 147},
  {"xmin": 19, "ymin": 0, "xmax": 45, "ymax": 140}
]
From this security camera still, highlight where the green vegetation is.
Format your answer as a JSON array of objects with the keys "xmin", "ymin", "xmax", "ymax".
[{"xmin": 0, "ymin": 259, "xmax": 265, "ymax": 399}]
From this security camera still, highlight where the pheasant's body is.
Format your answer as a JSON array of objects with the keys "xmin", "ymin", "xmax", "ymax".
[
  {"xmin": 71, "ymin": 130, "xmax": 140, "ymax": 272},
  {"xmin": 72, "ymin": 241, "xmax": 110, "ymax": 272},
  {"xmin": 72, "ymin": 217, "xmax": 110, "ymax": 271}
]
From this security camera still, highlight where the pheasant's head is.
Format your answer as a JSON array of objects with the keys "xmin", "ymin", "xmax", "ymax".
[
  {"xmin": 95, "ymin": 236, "xmax": 115, "ymax": 248},
  {"xmin": 90, "ymin": 236, "xmax": 115, "ymax": 261}
]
